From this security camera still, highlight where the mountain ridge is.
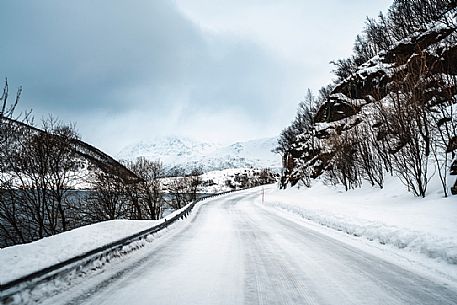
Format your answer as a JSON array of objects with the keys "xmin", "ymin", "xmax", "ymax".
[{"xmin": 116, "ymin": 136, "xmax": 281, "ymax": 172}]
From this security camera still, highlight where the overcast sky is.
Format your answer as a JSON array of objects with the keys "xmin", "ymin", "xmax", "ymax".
[{"xmin": 1, "ymin": 0, "xmax": 391, "ymax": 154}]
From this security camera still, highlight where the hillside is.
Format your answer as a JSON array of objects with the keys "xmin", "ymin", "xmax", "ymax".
[
  {"xmin": 1, "ymin": 117, "xmax": 140, "ymax": 184},
  {"xmin": 278, "ymin": 2, "xmax": 457, "ymax": 197},
  {"xmin": 117, "ymin": 137, "xmax": 281, "ymax": 172}
]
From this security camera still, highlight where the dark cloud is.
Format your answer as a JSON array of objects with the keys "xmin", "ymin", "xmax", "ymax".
[{"xmin": 1, "ymin": 1, "xmax": 206, "ymax": 114}]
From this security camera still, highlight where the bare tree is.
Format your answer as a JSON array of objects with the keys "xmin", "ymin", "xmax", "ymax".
[
  {"xmin": 327, "ymin": 131, "xmax": 361, "ymax": 191},
  {"xmin": 126, "ymin": 158, "xmax": 165, "ymax": 220},
  {"xmin": 355, "ymin": 124, "xmax": 384, "ymax": 188},
  {"xmin": 167, "ymin": 167, "xmax": 202, "ymax": 210},
  {"xmin": 0, "ymin": 79, "xmax": 22, "ymax": 192},
  {"xmin": 384, "ymin": 64, "xmax": 432, "ymax": 197},
  {"xmin": 88, "ymin": 170, "xmax": 129, "ymax": 221},
  {"xmin": 189, "ymin": 167, "xmax": 203, "ymax": 202},
  {"xmin": 6, "ymin": 117, "xmax": 82, "ymax": 237},
  {"xmin": 41, "ymin": 118, "xmax": 81, "ymax": 231}
]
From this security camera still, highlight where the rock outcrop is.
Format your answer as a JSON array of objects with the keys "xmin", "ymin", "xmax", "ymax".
[{"xmin": 282, "ymin": 21, "xmax": 457, "ymax": 194}]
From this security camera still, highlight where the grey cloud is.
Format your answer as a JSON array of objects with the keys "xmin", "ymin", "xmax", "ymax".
[
  {"xmin": 1, "ymin": 1, "xmax": 205, "ymax": 114},
  {"xmin": 184, "ymin": 38, "xmax": 287, "ymax": 116},
  {"xmin": 1, "ymin": 1, "xmax": 288, "ymax": 128}
]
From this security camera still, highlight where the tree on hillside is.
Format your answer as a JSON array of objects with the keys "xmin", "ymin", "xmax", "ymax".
[
  {"xmin": 125, "ymin": 158, "xmax": 165, "ymax": 220},
  {"xmin": 89, "ymin": 169, "xmax": 129, "ymax": 221},
  {"xmin": 9, "ymin": 117, "xmax": 81, "ymax": 235},
  {"xmin": 0, "ymin": 80, "xmax": 25, "ymax": 246},
  {"xmin": 167, "ymin": 166, "xmax": 202, "ymax": 209},
  {"xmin": 278, "ymin": 0, "xmax": 457, "ymax": 197}
]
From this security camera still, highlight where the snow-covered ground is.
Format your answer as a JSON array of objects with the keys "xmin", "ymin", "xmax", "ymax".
[
  {"xmin": 160, "ymin": 167, "xmax": 278, "ymax": 194},
  {"xmin": 0, "ymin": 198, "xmax": 207, "ymax": 285},
  {"xmin": 3, "ymin": 185, "xmax": 457, "ymax": 304},
  {"xmin": 4, "ymin": 170, "xmax": 457, "ymax": 303},
  {"xmin": 5, "ymin": 175, "xmax": 456, "ymax": 287},
  {"xmin": 40, "ymin": 187, "xmax": 457, "ymax": 305},
  {"xmin": 0, "ymin": 168, "xmax": 273, "ymax": 285},
  {"xmin": 262, "ymin": 176, "xmax": 457, "ymax": 265},
  {"xmin": 200, "ymin": 168, "xmax": 251, "ymax": 193},
  {"xmin": 199, "ymin": 167, "xmax": 275, "ymax": 193},
  {"xmin": 160, "ymin": 168, "xmax": 246, "ymax": 193},
  {"xmin": 0, "ymin": 220, "xmax": 159, "ymax": 284}
]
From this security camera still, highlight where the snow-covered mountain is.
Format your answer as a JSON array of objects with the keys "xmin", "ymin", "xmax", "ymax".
[{"xmin": 116, "ymin": 136, "xmax": 281, "ymax": 172}]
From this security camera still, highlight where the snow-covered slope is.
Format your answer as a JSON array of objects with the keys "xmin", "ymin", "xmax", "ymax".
[
  {"xmin": 116, "ymin": 137, "xmax": 217, "ymax": 162},
  {"xmin": 116, "ymin": 137, "xmax": 281, "ymax": 172}
]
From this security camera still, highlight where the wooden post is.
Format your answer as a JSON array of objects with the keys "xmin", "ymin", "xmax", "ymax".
[{"xmin": 262, "ymin": 187, "xmax": 265, "ymax": 204}]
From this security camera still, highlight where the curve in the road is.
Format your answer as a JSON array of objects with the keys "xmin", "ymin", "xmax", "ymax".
[{"xmin": 51, "ymin": 190, "xmax": 457, "ymax": 305}]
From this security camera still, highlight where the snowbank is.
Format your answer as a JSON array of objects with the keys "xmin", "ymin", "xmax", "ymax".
[
  {"xmin": 0, "ymin": 192, "xmax": 220, "ymax": 285},
  {"xmin": 0, "ymin": 219, "xmax": 160, "ymax": 284},
  {"xmin": 262, "ymin": 177, "xmax": 457, "ymax": 264}
]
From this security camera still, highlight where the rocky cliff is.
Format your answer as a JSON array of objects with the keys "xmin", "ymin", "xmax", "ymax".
[{"xmin": 282, "ymin": 15, "xmax": 457, "ymax": 196}]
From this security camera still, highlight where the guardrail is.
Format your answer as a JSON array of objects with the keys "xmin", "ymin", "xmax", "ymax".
[{"xmin": 0, "ymin": 188, "xmax": 245, "ymax": 305}]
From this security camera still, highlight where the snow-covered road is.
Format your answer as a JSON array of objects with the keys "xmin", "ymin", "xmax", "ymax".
[{"xmin": 61, "ymin": 190, "xmax": 457, "ymax": 305}]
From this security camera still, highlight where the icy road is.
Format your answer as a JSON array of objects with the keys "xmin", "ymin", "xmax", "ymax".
[{"xmin": 65, "ymin": 190, "xmax": 457, "ymax": 305}]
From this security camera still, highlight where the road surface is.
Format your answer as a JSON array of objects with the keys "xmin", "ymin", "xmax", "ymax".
[{"xmin": 65, "ymin": 190, "xmax": 457, "ymax": 305}]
